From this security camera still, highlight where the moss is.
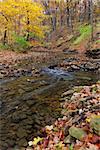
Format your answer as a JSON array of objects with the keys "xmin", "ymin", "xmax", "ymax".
[
  {"xmin": 74, "ymin": 25, "xmax": 92, "ymax": 45},
  {"xmin": 95, "ymin": 39, "xmax": 100, "ymax": 44}
]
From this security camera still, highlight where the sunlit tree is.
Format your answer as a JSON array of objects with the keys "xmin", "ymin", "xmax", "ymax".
[{"xmin": 0, "ymin": 0, "xmax": 46, "ymax": 45}]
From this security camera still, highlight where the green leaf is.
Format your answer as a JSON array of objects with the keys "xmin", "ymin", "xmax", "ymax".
[{"xmin": 69, "ymin": 144, "xmax": 73, "ymax": 150}]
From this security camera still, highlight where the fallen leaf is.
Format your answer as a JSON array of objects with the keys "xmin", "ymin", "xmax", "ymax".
[
  {"xmin": 86, "ymin": 143, "xmax": 99, "ymax": 150},
  {"xmin": 33, "ymin": 137, "xmax": 43, "ymax": 145},
  {"xmin": 28, "ymin": 141, "xmax": 33, "ymax": 146},
  {"xmin": 45, "ymin": 125, "xmax": 53, "ymax": 131}
]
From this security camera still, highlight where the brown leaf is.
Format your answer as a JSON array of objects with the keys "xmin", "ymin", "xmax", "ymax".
[
  {"xmin": 59, "ymin": 130, "xmax": 64, "ymax": 140},
  {"xmin": 91, "ymin": 135, "xmax": 100, "ymax": 144}
]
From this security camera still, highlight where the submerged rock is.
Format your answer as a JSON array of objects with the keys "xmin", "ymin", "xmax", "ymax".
[
  {"xmin": 17, "ymin": 128, "xmax": 28, "ymax": 138},
  {"xmin": 63, "ymin": 49, "xmax": 78, "ymax": 54},
  {"xmin": 41, "ymin": 67, "xmax": 73, "ymax": 81},
  {"xmin": 18, "ymin": 138, "xmax": 27, "ymax": 147}
]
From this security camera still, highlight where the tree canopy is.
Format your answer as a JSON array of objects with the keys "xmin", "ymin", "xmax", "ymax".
[{"xmin": 0, "ymin": 0, "xmax": 46, "ymax": 46}]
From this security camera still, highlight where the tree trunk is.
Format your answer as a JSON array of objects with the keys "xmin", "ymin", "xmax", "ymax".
[
  {"xmin": 1, "ymin": 14, "xmax": 8, "ymax": 45},
  {"xmin": 66, "ymin": 0, "xmax": 70, "ymax": 27},
  {"xmin": 26, "ymin": 11, "xmax": 30, "ymax": 41},
  {"xmin": 66, "ymin": 0, "xmax": 73, "ymax": 31},
  {"xmin": 3, "ymin": 27, "xmax": 7, "ymax": 45},
  {"xmin": 60, "ymin": 13, "xmax": 63, "ymax": 27},
  {"xmin": 51, "ymin": 15, "xmax": 56, "ymax": 31},
  {"xmin": 88, "ymin": 0, "xmax": 91, "ymax": 23},
  {"xmin": 90, "ymin": 0, "xmax": 93, "ymax": 40}
]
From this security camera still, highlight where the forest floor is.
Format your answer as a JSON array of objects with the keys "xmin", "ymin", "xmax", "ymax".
[
  {"xmin": 0, "ymin": 47, "xmax": 55, "ymax": 64},
  {"xmin": 28, "ymin": 81, "xmax": 100, "ymax": 150},
  {"xmin": 0, "ymin": 24, "xmax": 100, "ymax": 65}
]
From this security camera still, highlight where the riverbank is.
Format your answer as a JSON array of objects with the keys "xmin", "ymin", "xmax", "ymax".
[
  {"xmin": 0, "ymin": 48, "xmax": 100, "ymax": 80},
  {"xmin": 0, "ymin": 48, "xmax": 60, "ymax": 79},
  {"xmin": 28, "ymin": 81, "xmax": 100, "ymax": 150}
]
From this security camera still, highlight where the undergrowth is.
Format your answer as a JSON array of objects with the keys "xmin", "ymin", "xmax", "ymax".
[
  {"xmin": 74, "ymin": 24, "xmax": 92, "ymax": 45},
  {"xmin": 13, "ymin": 34, "xmax": 30, "ymax": 52},
  {"xmin": 0, "ymin": 43, "xmax": 10, "ymax": 51}
]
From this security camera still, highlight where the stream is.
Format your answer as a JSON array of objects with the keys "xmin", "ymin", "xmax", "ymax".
[{"xmin": 0, "ymin": 53, "xmax": 99, "ymax": 150}]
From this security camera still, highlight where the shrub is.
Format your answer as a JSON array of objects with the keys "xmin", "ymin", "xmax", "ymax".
[
  {"xmin": 74, "ymin": 25, "xmax": 92, "ymax": 45},
  {"xmin": 0, "ymin": 43, "xmax": 10, "ymax": 50},
  {"xmin": 13, "ymin": 34, "xmax": 30, "ymax": 52}
]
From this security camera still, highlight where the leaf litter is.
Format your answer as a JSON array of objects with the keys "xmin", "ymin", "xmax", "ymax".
[{"xmin": 28, "ymin": 81, "xmax": 100, "ymax": 150}]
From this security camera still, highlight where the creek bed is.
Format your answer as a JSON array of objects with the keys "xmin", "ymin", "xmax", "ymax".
[{"xmin": 0, "ymin": 53, "xmax": 100, "ymax": 150}]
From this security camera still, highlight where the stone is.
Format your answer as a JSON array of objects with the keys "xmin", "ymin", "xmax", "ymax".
[
  {"xmin": 22, "ymin": 117, "xmax": 34, "ymax": 125},
  {"xmin": 56, "ymin": 37, "xmax": 65, "ymax": 47},
  {"xmin": 18, "ymin": 89, "xmax": 25, "ymax": 94},
  {"xmin": 61, "ymin": 90, "xmax": 74, "ymax": 97},
  {"xmin": 62, "ymin": 116, "xmax": 67, "ymax": 121},
  {"xmin": 0, "ymin": 64, "xmax": 4, "ymax": 70},
  {"xmin": 0, "ymin": 101, "xmax": 2, "ymax": 108},
  {"xmin": 26, "ymin": 99, "xmax": 37, "ymax": 106},
  {"xmin": 0, "ymin": 72, "xmax": 4, "ymax": 78},
  {"xmin": 85, "ymin": 62, "xmax": 98, "ymax": 71},
  {"xmin": 35, "ymin": 119, "xmax": 41, "ymax": 125},
  {"xmin": 26, "ymin": 111, "xmax": 32, "ymax": 116},
  {"xmin": 59, "ymin": 97, "xmax": 68, "ymax": 102},
  {"xmin": 0, "ymin": 70, "xmax": 6, "ymax": 75},
  {"xmin": 17, "ymin": 128, "xmax": 28, "ymax": 138},
  {"xmin": 90, "ymin": 116, "xmax": 100, "ymax": 136},
  {"xmin": 12, "ymin": 113, "xmax": 21, "ymax": 123},
  {"xmin": 24, "ymin": 125, "xmax": 32, "ymax": 129},
  {"xmin": 80, "ymin": 97, "xmax": 87, "ymax": 102},
  {"xmin": 64, "ymin": 135, "xmax": 72, "ymax": 144},
  {"xmin": 71, "ymin": 65, "xmax": 80, "ymax": 70},
  {"xmin": 6, "ymin": 139, "xmax": 15, "ymax": 146},
  {"xmin": 18, "ymin": 138, "xmax": 28, "ymax": 147},
  {"xmin": 71, "ymin": 93, "xmax": 81, "ymax": 101},
  {"xmin": 98, "ymin": 68, "xmax": 100, "ymax": 73},
  {"xmin": 63, "ymin": 49, "xmax": 78, "ymax": 55},
  {"xmin": 69, "ymin": 126, "xmax": 86, "ymax": 140},
  {"xmin": 20, "ymin": 114, "xmax": 27, "ymax": 120}
]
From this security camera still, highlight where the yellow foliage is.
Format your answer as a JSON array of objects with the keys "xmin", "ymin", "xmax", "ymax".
[{"xmin": 0, "ymin": 0, "xmax": 46, "ymax": 44}]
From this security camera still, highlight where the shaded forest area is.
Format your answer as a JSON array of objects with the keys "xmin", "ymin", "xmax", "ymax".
[{"xmin": 0, "ymin": 0, "xmax": 100, "ymax": 51}]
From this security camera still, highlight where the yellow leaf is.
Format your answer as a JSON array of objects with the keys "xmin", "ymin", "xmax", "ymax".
[
  {"xmin": 33, "ymin": 137, "xmax": 43, "ymax": 146},
  {"xmin": 86, "ymin": 118, "xmax": 91, "ymax": 123}
]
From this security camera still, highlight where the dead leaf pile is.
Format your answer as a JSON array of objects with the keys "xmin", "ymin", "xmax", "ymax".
[{"xmin": 28, "ymin": 81, "xmax": 100, "ymax": 150}]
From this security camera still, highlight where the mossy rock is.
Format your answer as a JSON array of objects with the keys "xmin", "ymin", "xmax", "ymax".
[
  {"xmin": 69, "ymin": 126, "xmax": 86, "ymax": 140},
  {"xmin": 90, "ymin": 116, "xmax": 100, "ymax": 136}
]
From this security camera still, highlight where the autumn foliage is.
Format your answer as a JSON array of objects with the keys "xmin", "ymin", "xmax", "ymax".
[{"xmin": 0, "ymin": 0, "xmax": 46, "ymax": 48}]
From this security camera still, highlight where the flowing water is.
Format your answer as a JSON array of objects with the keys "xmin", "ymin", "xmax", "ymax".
[{"xmin": 0, "ymin": 53, "xmax": 99, "ymax": 150}]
